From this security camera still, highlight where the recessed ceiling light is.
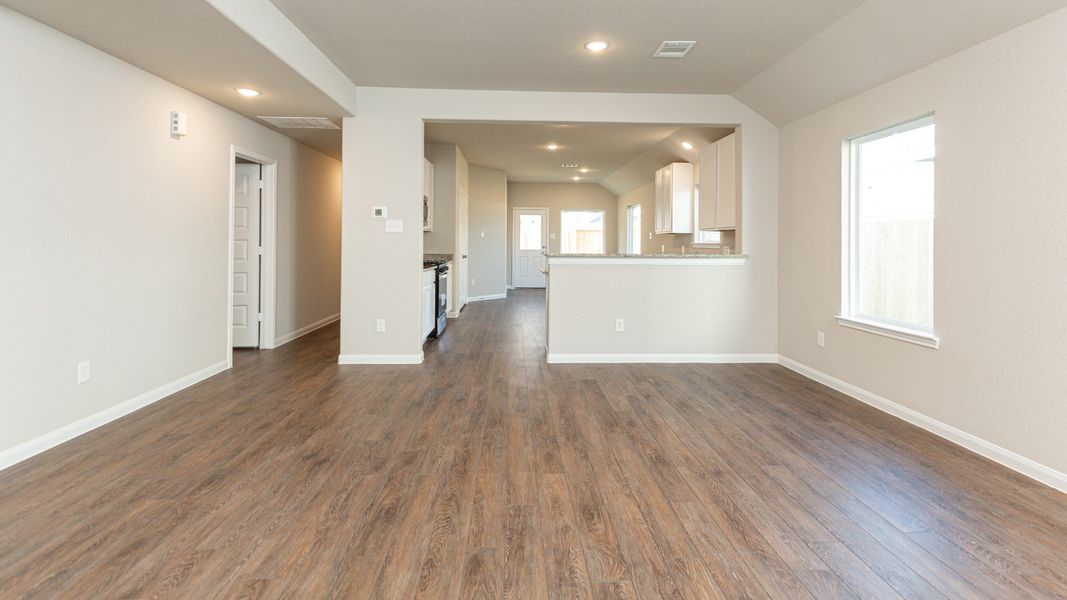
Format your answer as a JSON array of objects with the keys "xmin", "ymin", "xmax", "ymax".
[
  {"xmin": 572, "ymin": 176, "xmax": 581, "ymax": 181},
  {"xmin": 584, "ymin": 40, "xmax": 609, "ymax": 53},
  {"xmin": 235, "ymin": 87, "xmax": 261, "ymax": 97},
  {"xmin": 546, "ymin": 143, "xmax": 559, "ymax": 151},
  {"xmin": 579, "ymin": 167, "xmax": 590, "ymax": 173},
  {"xmin": 680, "ymin": 140, "xmax": 694, "ymax": 150}
]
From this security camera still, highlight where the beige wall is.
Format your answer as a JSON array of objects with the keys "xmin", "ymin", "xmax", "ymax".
[
  {"xmin": 506, "ymin": 182, "xmax": 618, "ymax": 285},
  {"xmin": 547, "ymin": 261, "xmax": 776, "ymax": 357},
  {"xmin": 468, "ymin": 165, "xmax": 508, "ymax": 298},
  {"xmin": 615, "ymin": 182, "xmax": 701, "ymax": 255},
  {"xmin": 423, "ymin": 144, "xmax": 457, "ymax": 254},
  {"xmin": 340, "ymin": 87, "xmax": 777, "ymax": 362},
  {"xmin": 0, "ymin": 7, "xmax": 341, "ymax": 460},
  {"xmin": 778, "ymin": 8, "xmax": 1067, "ymax": 477}
]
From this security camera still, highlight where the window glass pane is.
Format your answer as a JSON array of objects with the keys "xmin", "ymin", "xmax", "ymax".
[
  {"xmin": 853, "ymin": 120, "xmax": 934, "ymax": 329},
  {"xmin": 519, "ymin": 214, "xmax": 542, "ymax": 251},
  {"xmin": 627, "ymin": 204, "xmax": 641, "ymax": 254},
  {"xmin": 561, "ymin": 210, "xmax": 605, "ymax": 254},
  {"xmin": 695, "ymin": 230, "xmax": 721, "ymax": 244}
]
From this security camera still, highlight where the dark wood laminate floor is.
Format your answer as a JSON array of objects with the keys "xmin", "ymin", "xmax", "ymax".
[{"xmin": 2, "ymin": 289, "xmax": 1067, "ymax": 599}]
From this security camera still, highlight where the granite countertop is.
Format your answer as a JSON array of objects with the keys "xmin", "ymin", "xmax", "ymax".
[{"xmin": 423, "ymin": 253, "xmax": 453, "ymax": 268}]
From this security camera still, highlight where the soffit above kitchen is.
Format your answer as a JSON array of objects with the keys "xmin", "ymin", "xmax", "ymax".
[{"xmin": 425, "ymin": 121, "xmax": 732, "ymax": 194}]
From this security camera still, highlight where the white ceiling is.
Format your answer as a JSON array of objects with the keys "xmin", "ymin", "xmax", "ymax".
[
  {"xmin": 1, "ymin": 0, "xmax": 349, "ymax": 158},
  {"xmin": 734, "ymin": 0, "xmax": 1067, "ymax": 124},
  {"xmin": 268, "ymin": 0, "xmax": 867, "ymax": 94},
  {"xmin": 6, "ymin": 0, "xmax": 1066, "ymax": 144},
  {"xmin": 425, "ymin": 122, "xmax": 732, "ymax": 194}
]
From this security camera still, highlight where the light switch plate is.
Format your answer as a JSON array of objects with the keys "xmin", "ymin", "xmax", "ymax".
[
  {"xmin": 385, "ymin": 219, "xmax": 403, "ymax": 233},
  {"xmin": 376, "ymin": 319, "xmax": 386, "ymax": 332},
  {"xmin": 817, "ymin": 331, "xmax": 825, "ymax": 347},
  {"xmin": 77, "ymin": 361, "xmax": 91, "ymax": 384}
]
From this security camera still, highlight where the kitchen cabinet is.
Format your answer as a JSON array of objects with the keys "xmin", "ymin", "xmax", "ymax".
[
  {"xmin": 421, "ymin": 268, "xmax": 436, "ymax": 338},
  {"xmin": 654, "ymin": 162, "xmax": 694, "ymax": 234},
  {"xmin": 423, "ymin": 158, "xmax": 434, "ymax": 232},
  {"xmin": 698, "ymin": 132, "xmax": 739, "ymax": 230}
]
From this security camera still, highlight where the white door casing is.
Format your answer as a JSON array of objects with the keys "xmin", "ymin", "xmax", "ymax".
[
  {"xmin": 232, "ymin": 163, "xmax": 261, "ymax": 347},
  {"xmin": 456, "ymin": 189, "xmax": 469, "ymax": 311},
  {"xmin": 513, "ymin": 208, "xmax": 548, "ymax": 288}
]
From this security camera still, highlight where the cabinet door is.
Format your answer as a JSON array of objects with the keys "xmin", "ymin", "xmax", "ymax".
[
  {"xmin": 669, "ymin": 163, "xmax": 693, "ymax": 233},
  {"xmin": 698, "ymin": 144, "xmax": 719, "ymax": 230},
  {"xmin": 654, "ymin": 167, "xmax": 664, "ymax": 233},
  {"xmin": 662, "ymin": 165, "xmax": 673, "ymax": 232},
  {"xmin": 421, "ymin": 282, "xmax": 435, "ymax": 337},
  {"xmin": 716, "ymin": 134, "xmax": 737, "ymax": 229}
]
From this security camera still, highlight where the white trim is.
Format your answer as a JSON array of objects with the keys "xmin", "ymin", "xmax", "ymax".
[
  {"xmin": 467, "ymin": 293, "xmax": 508, "ymax": 302},
  {"xmin": 507, "ymin": 285, "xmax": 516, "ymax": 290},
  {"xmin": 228, "ymin": 146, "xmax": 279, "ymax": 354},
  {"xmin": 835, "ymin": 315, "xmax": 940, "ymax": 349},
  {"xmin": 338, "ymin": 354, "xmax": 424, "ymax": 365},
  {"xmin": 0, "ymin": 360, "xmax": 230, "ymax": 472},
  {"xmin": 778, "ymin": 356, "xmax": 1067, "ymax": 494},
  {"xmin": 547, "ymin": 353, "xmax": 778, "ymax": 364},
  {"xmin": 273, "ymin": 313, "xmax": 340, "ymax": 347},
  {"xmin": 548, "ymin": 256, "xmax": 746, "ymax": 266},
  {"xmin": 447, "ymin": 310, "xmax": 462, "ymax": 318}
]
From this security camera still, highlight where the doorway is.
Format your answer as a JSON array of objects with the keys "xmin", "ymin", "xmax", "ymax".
[
  {"xmin": 512, "ymin": 207, "xmax": 548, "ymax": 288},
  {"xmin": 228, "ymin": 147, "xmax": 278, "ymax": 358}
]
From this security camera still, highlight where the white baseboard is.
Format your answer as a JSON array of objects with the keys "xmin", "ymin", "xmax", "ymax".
[
  {"xmin": 547, "ymin": 353, "xmax": 779, "ymax": 364},
  {"xmin": 778, "ymin": 356, "xmax": 1067, "ymax": 494},
  {"xmin": 0, "ymin": 359, "xmax": 230, "ymax": 472},
  {"xmin": 273, "ymin": 313, "xmax": 340, "ymax": 347},
  {"xmin": 506, "ymin": 285, "xmax": 515, "ymax": 290},
  {"xmin": 447, "ymin": 310, "xmax": 461, "ymax": 318},
  {"xmin": 338, "ymin": 353, "xmax": 424, "ymax": 365},
  {"xmin": 467, "ymin": 292, "xmax": 507, "ymax": 302}
]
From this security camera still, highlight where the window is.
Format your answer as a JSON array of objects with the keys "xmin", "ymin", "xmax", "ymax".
[
  {"xmin": 626, "ymin": 204, "xmax": 641, "ymax": 254},
  {"xmin": 560, "ymin": 210, "xmax": 605, "ymax": 254},
  {"xmin": 841, "ymin": 115, "xmax": 937, "ymax": 347},
  {"xmin": 518, "ymin": 213, "xmax": 543, "ymax": 251},
  {"xmin": 691, "ymin": 185, "xmax": 722, "ymax": 246}
]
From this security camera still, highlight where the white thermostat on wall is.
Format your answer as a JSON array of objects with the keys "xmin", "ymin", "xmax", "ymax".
[
  {"xmin": 372, "ymin": 206, "xmax": 387, "ymax": 219},
  {"xmin": 170, "ymin": 111, "xmax": 187, "ymax": 138}
]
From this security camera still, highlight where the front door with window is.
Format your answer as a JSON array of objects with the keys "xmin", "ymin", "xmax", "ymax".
[{"xmin": 513, "ymin": 208, "xmax": 548, "ymax": 288}]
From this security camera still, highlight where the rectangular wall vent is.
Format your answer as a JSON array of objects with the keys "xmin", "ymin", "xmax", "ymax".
[
  {"xmin": 257, "ymin": 116, "xmax": 340, "ymax": 129},
  {"xmin": 653, "ymin": 41, "xmax": 696, "ymax": 58}
]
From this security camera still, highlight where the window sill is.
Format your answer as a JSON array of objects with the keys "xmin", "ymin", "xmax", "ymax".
[{"xmin": 835, "ymin": 316, "xmax": 940, "ymax": 349}]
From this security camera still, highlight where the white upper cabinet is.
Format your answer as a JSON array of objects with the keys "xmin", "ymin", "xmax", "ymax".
[
  {"xmin": 654, "ymin": 162, "xmax": 694, "ymax": 234},
  {"xmin": 423, "ymin": 158, "xmax": 434, "ymax": 232},
  {"xmin": 698, "ymin": 132, "xmax": 739, "ymax": 230}
]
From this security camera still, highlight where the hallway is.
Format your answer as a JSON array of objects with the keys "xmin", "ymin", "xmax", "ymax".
[{"xmin": 2, "ymin": 290, "xmax": 1066, "ymax": 598}]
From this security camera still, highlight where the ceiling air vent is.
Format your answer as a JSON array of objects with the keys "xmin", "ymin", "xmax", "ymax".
[
  {"xmin": 653, "ymin": 41, "xmax": 696, "ymax": 58},
  {"xmin": 561, "ymin": 163, "xmax": 580, "ymax": 168},
  {"xmin": 257, "ymin": 116, "xmax": 340, "ymax": 129}
]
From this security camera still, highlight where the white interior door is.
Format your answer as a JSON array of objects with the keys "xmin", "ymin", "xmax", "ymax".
[
  {"xmin": 513, "ymin": 208, "xmax": 548, "ymax": 288},
  {"xmin": 233, "ymin": 163, "xmax": 261, "ymax": 347},
  {"xmin": 456, "ymin": 189, "xmax": 469, "ymax": 310}
]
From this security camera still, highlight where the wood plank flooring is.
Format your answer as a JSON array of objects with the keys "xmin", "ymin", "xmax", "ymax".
[{"xmin": 2, "ymin": 288, "xmax": 1067, "ymax": 598}]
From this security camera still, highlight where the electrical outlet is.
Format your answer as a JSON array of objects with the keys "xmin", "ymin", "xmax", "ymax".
[
  {"xmin": 77, "ymin": 361, "xmax": 91, "ymax": 384},
  {"xmin": 471, "ymin": 278, "xmax": 476, "ymax": 286},
  {"xmin": 615, "ymin": 318, "xmax": 625, "ymax": 332},
  {"xmin": 817, "ymin": 331, "xmax": 825, "ymax": 347},
  {"xmin": 376, "ymin": 319, "xmax": 385, "ymax": 333}
]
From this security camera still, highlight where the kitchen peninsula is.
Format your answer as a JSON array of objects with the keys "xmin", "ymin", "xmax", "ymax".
[{"xmin": 544, "ymin": 252, "xmax": 777, "ymax": 364}]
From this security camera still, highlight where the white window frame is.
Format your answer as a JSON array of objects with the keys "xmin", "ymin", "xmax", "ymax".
[
  {"xmin": 837, "ymin": 114, "xmax": 939, "ymax": 349},
  {"xmin": 626, "ymin": 204, "xmax": 641, "ymax": 254}
]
